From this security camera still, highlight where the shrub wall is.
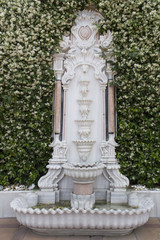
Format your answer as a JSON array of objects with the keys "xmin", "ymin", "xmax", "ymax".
[{"xmin": 0, "ymin": 0, "xmax": 159, "ymax": 188}]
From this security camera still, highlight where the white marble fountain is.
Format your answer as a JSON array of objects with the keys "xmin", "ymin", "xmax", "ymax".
[{"xmin": 11, "ymin": 10, "xmax": 154, "ymax": 236}]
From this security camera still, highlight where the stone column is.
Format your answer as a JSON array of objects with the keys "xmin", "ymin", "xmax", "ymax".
[
  {"xmin": 104, "ymin": 66, "xmax": 129, "ymax": 204},
  {"xmin": 108, "ymin": 80, "xmax": 115, "ymax": 134},
  {"xmin": 62, "ymin": 85, "xmax": 68, "ymax": 141},
  {"xmin": 53, "ymin": 53, "xmax": 65, "ymax": 135},
  {"xmin": 100, "ymin": 84, "xmax": 107, "ymax": 141},
  {"xmin": 37, "ymin": 53, "xmax": 66, "ymax": 203},
  {"xmin": 54, "ymin": 80, "xmax": 61, "ymax": 134}
]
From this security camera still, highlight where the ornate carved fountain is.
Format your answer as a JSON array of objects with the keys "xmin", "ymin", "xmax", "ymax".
[{"xmin": 11, "ymin": 10, "xmax": 154, "ymax": 236}]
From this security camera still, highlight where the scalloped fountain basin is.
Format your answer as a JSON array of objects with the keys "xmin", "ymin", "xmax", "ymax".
[
  {"xmin": 10, "ymin": 194, "xmax": 154, "ymax": 236},
  {"xmin": 63, "ymin": 162, "xmax": 104, "ymax": 181}
]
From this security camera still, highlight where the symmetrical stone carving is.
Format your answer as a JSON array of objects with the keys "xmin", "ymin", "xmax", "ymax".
[
  {"xmin": 72, "ymin": 62, "xmax": 96, "ymax": 162},
  {"xmin": 77, "ymin": 100, "xmax": 92, "ymax": 120},
  {"xmin": 73, "ymin": 140, "xmax": 95, "ymax": 161},
  {"xmin": 76, "ymin": 120, "xmax": 93, "ymax": 140},
  {"xmin": 71, "ymin": 11, "xmax": 102, "ymax": 50},
  {"xmin": 62, "ymin": 53, "xmax": 108, "ymax": 86},
  {"xmin": 63, "ymin": 162, "xmax": 104, "ymax": 181},
  {"xmin": 39, "ymin": 10, "xmax": 129, "ymax": 197},
  {"xmin": 61, "ymin": 11, "xmax": 110, "ymax": 86}
]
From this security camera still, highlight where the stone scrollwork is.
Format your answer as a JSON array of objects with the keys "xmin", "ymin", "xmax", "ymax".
[
  {"xmin": 72, "ymin": 10, "xmax": 102, "ymax": 50},
  {"xmin": 101, "ymin": 134, "xmax": 129, "ymax": 190},
  {"xmin": 60, "ymin": 36, "xmax": 71, "ymax": 51},
  {"xmin": 38, "ymin": 166, "xmax": 64, "ymax": 191},
  {"xmin": 104, "ymin": 165, "xmax": 129, "ymax": 189},
  {"xmin": 62, "ymin": 52, "xmax": 108, "ymax": 86},
  {"xmin": 61, "ymin": 11, "xmax": 109, "ymax": 86},
  {"xmin": 99, "ymin": 30, "xmax": 112, "ymax": 49},
  {"xmin": 38, "ymin": 135, "xmax": 68, "ymax": 191}
]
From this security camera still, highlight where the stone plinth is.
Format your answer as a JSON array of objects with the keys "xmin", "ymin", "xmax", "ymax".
[{"xmin": 110, "ymin": 191, "xmax": 128, "ymax": 204}]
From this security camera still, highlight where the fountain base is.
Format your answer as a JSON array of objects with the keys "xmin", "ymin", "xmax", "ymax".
[
  {"xmin": 11, "ymin": 193, "xmax": 154, "ymax": 237},
  {"xmin": 32, "ymin": 228, "xmax": 133, "ymax": 236}
]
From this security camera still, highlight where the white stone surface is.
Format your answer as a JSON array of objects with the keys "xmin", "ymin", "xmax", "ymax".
[
  {"xmin": 0, "ymin": 191, "xmax": 32, "ymax": 217},
  {"xmin": 23, "ymin": 193, "xmax": 38, "ymax": 207},
  {"xmin": 128, "ymin": 192, "xmax": 139, "ymax": 207},
  {"xmin": 0, "ymin": 190, "xmax": 159, "ymax": 217},
  {"xmin": 37, "ymin": 9, "xmax": 130, "ymax": 198},
  {"xmin": 10, "ymin": 194, "xmax": 154, "ymax": 236},
  {"xmin": 110, "ymin": 191, "xmax": 128, "ymax": 204},
  {"xmin": 135, "ymin": 190, "xmax": 160, "ymax": 217},
  {"xmin": 63, "ymin": 162, "xmax": 104, "ymax": 182},
  {"xmin": 37, "ymin": 191, "xmax": 56, "ymax": 204},
  {"xmin": 71, "ymin": 193, "xmax": 95, "ymax": 209}
]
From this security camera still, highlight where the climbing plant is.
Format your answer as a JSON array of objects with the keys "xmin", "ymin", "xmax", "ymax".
[{"xmin": 0, "ymin": 0, "xmax": 159, "ymax": 187}]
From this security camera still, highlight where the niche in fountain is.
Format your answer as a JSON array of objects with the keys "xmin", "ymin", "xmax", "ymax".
[{"xmin": 11, "ymin": 10, "xmax": 154, "ymax": 236}]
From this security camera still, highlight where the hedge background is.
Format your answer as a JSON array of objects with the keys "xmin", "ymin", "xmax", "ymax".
[{"xmin": 0, "ymin": 0, "xmax": 159, "ymax": 188}]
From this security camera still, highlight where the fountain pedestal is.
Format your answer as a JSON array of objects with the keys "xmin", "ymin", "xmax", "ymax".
[
  {"xmin": 63, "ymin": 162, "xmax": 104, "ymax": 209},
  {"xmin": 71, "ymin": 192, "xmax": 95, "ymax": 209}
]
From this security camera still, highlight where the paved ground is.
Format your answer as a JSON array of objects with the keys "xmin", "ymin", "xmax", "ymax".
[{"xmin": 0, "ymin": 218, "xmax": 160, "ymax": 240}]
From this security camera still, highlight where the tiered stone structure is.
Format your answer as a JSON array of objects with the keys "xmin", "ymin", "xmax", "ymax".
[
  {"xmin": 38, "ymin": 10, "xmax": 129, "ymax": 205},
  {"xmin": 11, "ymin": 10, "xmax": 154, "ymax": 237}
]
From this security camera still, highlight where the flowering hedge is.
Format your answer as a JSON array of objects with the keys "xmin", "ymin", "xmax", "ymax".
[{"xmin": 0, "ymin": 0, "xmax": 159, "ymax": 188}]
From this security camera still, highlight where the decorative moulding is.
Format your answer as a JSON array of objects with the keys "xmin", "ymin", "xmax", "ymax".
[
  {"xmin": 73, "ymin": 140, "xmax": 96, "ymax": 161},
  {"xmin": 75, "ymin": 120, "xmax": 93, "ymax": 140},
  {"xmin": 77, "ymin": 100, "xmax": 92, "ymax": 120}
]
